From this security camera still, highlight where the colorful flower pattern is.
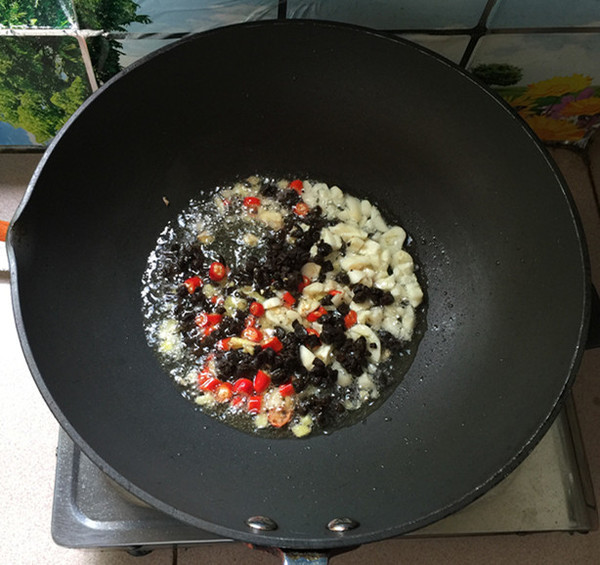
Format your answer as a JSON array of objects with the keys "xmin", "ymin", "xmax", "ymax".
[{"xmin": 501, "ymin": 74, "xmax": 600, "ymax": 145}]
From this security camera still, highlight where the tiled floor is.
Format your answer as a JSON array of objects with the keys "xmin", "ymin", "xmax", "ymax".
[{"xmin": 2, "ymin": 140, "xmax": 600, "ymax": 564}]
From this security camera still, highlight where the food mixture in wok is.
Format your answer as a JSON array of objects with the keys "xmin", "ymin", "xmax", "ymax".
[{"xmin": 141, "ymin": 176, "xmax": 423, "ymax": 437}]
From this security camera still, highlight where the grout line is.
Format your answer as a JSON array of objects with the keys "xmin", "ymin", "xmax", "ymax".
[
  {"xmin": 76, "ymin": 35, "xmax": 99, "ymax": 92},
  {"xmin": 458, "ymin": 0, "xmax": 499, "ymax": 68},
  {"xmin": 277, "ymin": 0, "xmax": 287, "ymax": 19},
  {"xmin": 0, "ymin": 28, "xmax": 103, "ymax": 36}
]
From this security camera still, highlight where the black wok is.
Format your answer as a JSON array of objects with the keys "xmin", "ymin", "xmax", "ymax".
[{"xmin": 8, "ymin": 20, "xmax": 590, "ymax": 553}]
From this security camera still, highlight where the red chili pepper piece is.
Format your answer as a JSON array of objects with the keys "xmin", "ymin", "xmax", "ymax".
[
  {"xmin": 243, "ymin": 196, "xmax": 261, "ymax": 208},
  {"xmin": 206, "ymin": 313, "xmax": 223, "ymax": 326},
  {"xmin": 198, "ymin": 312, "xmax": 223, "ymax": 327},
  {"xmin": 209, "ymin": 261, "xmax": 227, "ymax": 281},
  {"xmin": 199, "ymin": 376, "xmax": 221, "ymax": 392},
  {"xmin": 233, "ymin": 378, "xmax": 253, "ymax": 395},
  {"xmin": 197, "ymin": 369, "xmax": 212, "ymax": 386},
  {"xmin": 215, "ymin": 382, "xmax": 233, "ymax": 403},
  {"xmin": 344, "ymin": 309, "xmax": 358, "ymax": 329},
  {"xmin": 247, "ymin": 395, "xmax": 262, "ymax": 414},
  {"xmin": 293, "ymin": 202, "xmax": 310, "ymax": 216},
  {"xmin": 203, "ymin": 325, "xmax": 218, "ymax": 337},
  {"xmin": 282, "ymin": 291, "xmax": 296, "ymax": 306},
  {"xmin": 249, "ymin": 301, "xmax": 265, "ymax": 317},
  {"xmin": 216, "ymin": 338, "xmax": 231, "ymax": 351},
  {"xmin": 262, "ymin": 336, "xmax": 283, "ymax": 353},
  {"xmin": 242, "ymin": 326, "xmax": 263, "ymax": 342},
  {"xmin": 289, "ymin": 179, "xmax": 304, "ymax": 194},
  {"xmin": 298, "ymin": 275, "xmax": 311, "ymax": 292},
  {"xmin": 307, "ymin": 305, "xmax": 327, "ymax": 323},
  {"xmin": 279, "ymin": 383, "xmax": 295, "ymax": 397},
  {"xmin": 183, "ymin": 276, "xmax": 202, "ymax": 294},
  {"xmin": 195, "ymin": 312, "xmax": 209, "ymax": 327},
  {"xmin": 306, "ymin": 327, "xmax": 320, "ymax": 337},
  {"xmin": 230, "ymin": 395, "xmax": 246, "ymax": 409},
  {"xmin": 328, "ymin": 289, "xmax": 342, "ymax": 296},
  {"xmin": 253, "ymin": 370, "xmax": 271, "ymax": 394}
]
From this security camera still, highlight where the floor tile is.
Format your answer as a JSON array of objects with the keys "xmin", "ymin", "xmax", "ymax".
[
  {"xmin": 286, "ymin": 0, "xmax": 489, "ymax": 29},
  {"xmin": 0, "ymin": 154, "xmax": 41, "ymax": 221},
  {"xmin": 125, "ymin": 0, "xmax": 278, "ymax": 34},
  {"xmin": 489, "ymin": 0, "xmax": 600, "ymax": 29},
  {"xmin": 468, "ymin": 34, "xmax": 600, "ymax": 145},
  {"xmin": 400, "ymin": 34, "xmax": 471, "ymax": 64},
  {"xmin": 548, "ymin": 146, "xmax": 600, "ymax": 282}
]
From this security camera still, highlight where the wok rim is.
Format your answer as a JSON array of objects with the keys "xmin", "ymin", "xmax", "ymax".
[{"xmin": 7, "ymin": 19, "xmax": 592, "ymax": 549}]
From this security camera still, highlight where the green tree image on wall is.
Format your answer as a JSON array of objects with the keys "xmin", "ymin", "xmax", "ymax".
[
  {"xmin": 0, "ymin": 1, "xmax": 150, "ymax": 143},
  {"xmin": 470, "ymin": 63, "xmax": 523, "ymax": 87},
  {"xmin": 0, "ymin": 0, "xmax": 74, "ymax": 28},
  {"xmin": 74, "ymin": 0, "xmax": 151, "ymax": 83},
  {"xmin": 0, "ymin": 36, "xmax": 90, "ymax": 143}
]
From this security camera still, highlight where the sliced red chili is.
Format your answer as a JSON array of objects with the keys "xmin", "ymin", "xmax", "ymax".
[
  {"xmin": 279, "ymin": 383, "xmax": 295, "ymax": 397},
  {"xmin": 203, "ymin": 325, "xmax": 217, "ymax": 337},
  {"xmin": 230, "ymin": 395, "xmax": 246, "ymax": 409},
  {"xmin": 253, "ymin": 370, "xmax": 271, "ymax": 393},
  {"xmin": 344, "ymin": 309, "xmax": 358, "ymax": 329},
  {"xmin": 207, "ymin": 313, "xmax": 223, "ymax": 325},
  {"xmin": 216, "ymin": 338, "xmax": 231, "ymax": 351},
  {"xmin": 262, "ymin": 336, "xmax": 283, "ymax": 353},
  {"xmin": 328, "ymin": 289, "xmax": 342, "ymax": 296},
  {"xmin": 208, "ymin": 261, "xmax": 227, "ymax": 281},
  {"xmin": 289, "ymin": 179, "xmax": 303, "ymax": 194},
  {"xmin": 243, "ymin": 196, "xmax": 261, "ymax": 208},
  {"xmin": 298, "ymin": 275, "xmax": 311, "ymax": 292},
  {"xmin": 242, "ymin": 326, "xmax": 263, "ymax": 342},
  {"xmin": 249, "ymin": 301, "xmax": 265, "ymax": 317},
  {"xmin": 197, "ymin": 312, "xmax": 222, "ymax": 327},
  {"xmin": 247, "ymin": 395, "xmax": 262, "ymax": 414},
  {"xmin": 195, "ymin": 312, "xmax": 209, "ymax": 327},
  {"xmin": 307, "ymin": 306, "xmax": 327, "ymax": 322},
  {"xmin": 199, "ymin": 376, "xmax": 221, "ymax": 392},
  {"xmin": 183, "ymin": 276, "xmax": 202, "ymax": 294},
  {"xmin": 293, "ymin": 202, "xmax": 310, "ymax": 216},
  {"xmin": 306, "ymin": 327, "xmax": 320, "ymax": 337},
  {"xmin": 233, "ymin": 378, "xmax": 253, "ymax": 395},
  {"xmin": 282, "ymin": 291, "xmax": 296, "ymax": 306},
  {"xmin": 215, "ymin": 382, "xmax": 233, "ymax": 403},
  {"xmin": 197, "ymin": 369, "xmax": 212, "ymax": 386}
]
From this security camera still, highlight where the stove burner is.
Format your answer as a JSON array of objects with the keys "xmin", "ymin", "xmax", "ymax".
[{"xmin": 51, "ymin": 396, "xmax": 596, "ymax": 552}]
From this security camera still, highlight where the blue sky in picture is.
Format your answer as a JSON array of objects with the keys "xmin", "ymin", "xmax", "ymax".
[{"xmin": 0, "ymin": 121, "xmax": 36, "ymax": 145}]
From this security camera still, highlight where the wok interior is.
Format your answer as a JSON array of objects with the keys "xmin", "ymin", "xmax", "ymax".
[{"xmin": 10, "ymin": 22, "xmax": 588, "ymax": 548}]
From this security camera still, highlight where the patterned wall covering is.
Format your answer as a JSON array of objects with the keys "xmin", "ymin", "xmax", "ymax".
[{"xmin": 1, "ymin": 1, "xmax": 600, "ymax": 147}]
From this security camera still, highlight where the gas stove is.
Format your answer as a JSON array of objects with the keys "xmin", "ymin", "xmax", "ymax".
[{"xmin": 51, "ymin": 394, "xmax": 597, "ymax": 555}]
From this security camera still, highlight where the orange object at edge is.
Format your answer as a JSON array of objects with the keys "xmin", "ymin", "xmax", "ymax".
[{"xmin": 0, "ymin": 220, "xmax": 8, "ymax": 242}]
